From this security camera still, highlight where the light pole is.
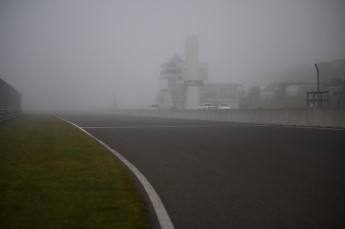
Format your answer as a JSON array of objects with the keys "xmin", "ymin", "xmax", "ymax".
[
  {"xmin": 315, "ymin": 63, "xmax": 320, "ymax": 106},
  {"xmin": 113, "ymin": 89, "xmax": 116, "ymax": 111}
]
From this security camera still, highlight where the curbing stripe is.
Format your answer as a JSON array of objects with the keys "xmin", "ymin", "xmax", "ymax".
[{"xmin": 59, "ymin": 116, "xmax": 175, "ymax": 229}]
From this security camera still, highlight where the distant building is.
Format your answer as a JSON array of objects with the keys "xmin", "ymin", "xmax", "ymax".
[
  {"xmin": 158, "ymin": 54, "xmax": 190, "ymax": 109},
  {"xmin": 326, "ymin": 86, "xmax": 343, "ymax": 96},
  {"xmin": 260, "ymin": 90, "xmax": 274, "ymax": 101},
  {"xmin": 322, "ymin": 77, "xmax": 345, "ymax": 96},
  {"xmin": 258, "ymin": 84, "xmax": 274, "ymax": 101},
  {"xmin": 286, "ymin": 84, "xmax": 315, "ymax": 97},
  {"xmin": 200, "ymin": 83, "xmax": 240, "ymax": 109},
  {"xmin": 259, "ymin": 82, "xmax": 315, "ymax": 100},
  {"xmin": 0, "ymin": 78, "xmax": 21, "ymax": 110},
  {"xmin": 157, "ymin": 36, "xmax": 241, "ymax": 109}
]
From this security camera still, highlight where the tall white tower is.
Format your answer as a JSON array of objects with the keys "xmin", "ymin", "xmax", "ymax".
[
  {"xmin": 185, "ymin": 35, "xmax": 199, "ymax": 64},
  {"xmin": 185, "ymin": 35, "xmax": 200, "ymax": 109}
]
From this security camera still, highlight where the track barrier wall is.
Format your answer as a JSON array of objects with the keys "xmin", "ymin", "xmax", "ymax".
[{"xmin": 118, "ymin": 108, "xmax": 345, "ymax": 129}]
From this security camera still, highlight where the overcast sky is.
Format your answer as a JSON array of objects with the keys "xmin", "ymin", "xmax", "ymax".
[{"xmin": 1, "ymin": 0, "xmax": 345, "ymax": 110}]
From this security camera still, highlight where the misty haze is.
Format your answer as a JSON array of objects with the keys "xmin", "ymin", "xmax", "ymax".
[
  {"xmin": 1, "ymin": 0, "xmax": 345, "ymax": 111},
  {"xmin": 1, "ymin": 1, "xmax": 345, "ymax": 229}
]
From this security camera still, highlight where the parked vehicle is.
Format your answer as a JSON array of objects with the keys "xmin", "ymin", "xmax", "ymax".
[
  {"xmin": 217, "ymin": 103, "xmax": 231, "ymax": 110},
  {"xmin": 199, "ymin": 103, "xmax": 216, "ymax": 110}
]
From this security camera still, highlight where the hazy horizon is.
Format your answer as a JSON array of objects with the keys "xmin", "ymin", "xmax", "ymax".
[{"xmin": 1, "ymin": 0, "xmax": 345, "ymax": 110}]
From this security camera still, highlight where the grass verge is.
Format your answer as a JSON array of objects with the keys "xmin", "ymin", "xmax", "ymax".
[{"xmin": 0, "ymin": 115, "xmax": 149, "ymax": 228}]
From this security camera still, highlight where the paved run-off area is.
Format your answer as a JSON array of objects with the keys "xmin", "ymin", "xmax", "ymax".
[{"xmin": 65, "ymin": 113, "xmax": 345, "ymax": 229}]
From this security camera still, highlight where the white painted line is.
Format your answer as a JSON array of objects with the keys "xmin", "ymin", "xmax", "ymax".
[
  {"xmin": 58, "ymin": 117, "xmax": 175, "ymax": 229},
  {"xmin": 81, "ymin": 125, "xmax": 237, "ymax": 129},
  {"xmin": 79, "ymin": 123, "xmax": 345, "ymax": 131}
]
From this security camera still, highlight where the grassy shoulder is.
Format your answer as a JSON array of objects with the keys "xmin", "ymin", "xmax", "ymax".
[{"xmin": 0, "ymin": 115, "xmax": 149, "ymax": 228}]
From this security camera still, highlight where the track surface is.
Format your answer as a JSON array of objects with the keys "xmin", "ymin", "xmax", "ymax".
[{"xmin": 64, "ymin": 114, "xmax": 345, "ymax": 229}]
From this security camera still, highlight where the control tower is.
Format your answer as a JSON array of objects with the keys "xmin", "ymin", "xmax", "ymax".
[{"xmin": 157, "ymin": 35, "xmax": 209, "ymax": 110}]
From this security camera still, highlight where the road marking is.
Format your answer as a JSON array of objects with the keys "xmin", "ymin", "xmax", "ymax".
[
  {"xmin": 81, "ymin": 125, "xmax": 237, "ymax": 129},
  {"xmin": 80, "ymin": 124, "xmax": 345, "ymax": 131},
  {"xmin": 59, "ymin": 117, "xmax": 175, "ymax": 229},
  {"xmin": 78, "ymin": 122, "xmax": 345, "ymax": 131}
]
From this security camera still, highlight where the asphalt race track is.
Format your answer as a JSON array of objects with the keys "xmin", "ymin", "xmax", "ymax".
[{"xmin": 63, "ymin": 114, "xmax": 345, "ymax": 229}]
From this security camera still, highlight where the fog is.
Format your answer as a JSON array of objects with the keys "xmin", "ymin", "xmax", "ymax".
[{"xmin": 1, "ymin": 0, "xmax": 345, "ymax": 111}]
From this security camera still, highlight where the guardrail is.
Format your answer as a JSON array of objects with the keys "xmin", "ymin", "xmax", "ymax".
[{"xmin": 0, "ymin": 109, "xmax": 21, "ymax": 122}]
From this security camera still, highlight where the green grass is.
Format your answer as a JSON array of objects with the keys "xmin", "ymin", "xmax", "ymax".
[{"xmin": 0, "ymin": 115, "xmax": 149, "ymax": 228}]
